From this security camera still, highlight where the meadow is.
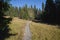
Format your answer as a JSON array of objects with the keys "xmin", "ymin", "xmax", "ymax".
[
  {"xmin": 30, "ymin": 22, "xmax": 60, "ymax": 40},
  {"xmin": 4, "ymin": 17, "xmax": 60, "ymax": 40},
  {"xmin": 5, "ymin": 17, "xmax": 27, "ymax": 40}
]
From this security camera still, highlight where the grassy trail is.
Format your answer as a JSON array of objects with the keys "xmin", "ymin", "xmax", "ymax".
[{"xmin": 23, "ymin": 21, "xmax": 32, "ymax": 40}]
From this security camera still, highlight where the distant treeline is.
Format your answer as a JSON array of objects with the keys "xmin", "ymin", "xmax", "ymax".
[
  {"xmin": 5, "ymin": 0, "xmax": 60, "ymax": 25},
  {"xmin": 5, "ymin": 4, "xmax": 42, "ymax": 20}
]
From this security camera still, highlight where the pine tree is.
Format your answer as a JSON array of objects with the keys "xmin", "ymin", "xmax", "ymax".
[
  {"xmin": 0, "ymin": 0, "xmax": 12, "ymax": 40},
  {"xmin": 21, "ymin": 4, "xmax": 29, "ymax": 20},
  {"xmin": 42, "ymin": 2, "xmax": 45, "ymax": 13},
  {"xmin": 43, "ymin": 0, "xmax": 56, "ymax": 23},
  {"xmin": 18, "ymin": 7, "xmax": 21, "ymax": 18},
  {"xmin": 55, "ymin": 0, "xmax": 60, "ymax": 24},
  {"xmin": 0, "ymin": 0, "xmax": 10, "ymax": 24},
  {"xmin": 33, "ymin": 5, "xmax": 37, "ymax": 19}
]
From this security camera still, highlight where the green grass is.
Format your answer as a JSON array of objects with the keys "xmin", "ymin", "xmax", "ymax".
[
  {"xmin": 30, "ymin": 22, "xmax": 60, "ymax": 40},
  {"xmin": 5, "ymin": 17, "xmax": 27, "ymax": 40}
]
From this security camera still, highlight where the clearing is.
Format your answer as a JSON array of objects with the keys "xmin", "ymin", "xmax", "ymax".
[
  {"xmin": 30, "ymin": 22, "xmax": 60, "ymax": 40},
  {"xmin": 5, "ymin": 17, "xmax": 60, "ymax": 40},
  {"xmin": 5, "ymin": 17, "xmax": 27, "ymax": 40}
]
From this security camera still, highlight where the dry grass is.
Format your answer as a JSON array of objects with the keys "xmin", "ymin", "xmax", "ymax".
[
  {"xmin": 30, "ymin": 22, "xmax": 60, "ymax": 40},
  {"xmin": 5, "ymin": 17, "xmax": 27, "ymax": 40}
]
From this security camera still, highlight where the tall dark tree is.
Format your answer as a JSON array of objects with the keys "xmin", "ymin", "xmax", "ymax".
[
  {"xmin": 55, "ymin": 0, "xmax": 60, "ymax": 24},
  {"xmin": 33, "ymin": 5, "xmax": 37, "ymax": 19},
  {"xmin": 43, "ymin": 0, "xmax": 56, "ymax": 24},
  {"xmin": 42, "ymin": 2, "xmax": 45, "ymax": 21},
  {"xmin": 0, "ymin": 0, "xmax": 10, "ymax": 24},
  {"xmin": 0, "ymin": 0, "xmax": 13, "ymax": 40},
  {"xmin": 42, "ymin": 2, "xmax": 45, "ymax": 13},
  {"xmin": 35, "ymin": 8, "xmax": 42, "ymax": 20},
  {"xmin": 18, "ymin": 7, "xmax": 21, "ymax": 18}
]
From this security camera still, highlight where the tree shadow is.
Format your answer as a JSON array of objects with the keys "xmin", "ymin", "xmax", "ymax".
[
  {"xmin": 32, "ymin": 19, "xmax": 60, "ymax": 26},
  {"xmin": 0, "ymin": 17, "xmax": 17, "ymax": 40}
]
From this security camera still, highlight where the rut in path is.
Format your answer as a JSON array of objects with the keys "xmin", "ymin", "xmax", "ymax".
[{"xmin": 23, "ymin": 21, "xmax": 32, "ymax": 40}]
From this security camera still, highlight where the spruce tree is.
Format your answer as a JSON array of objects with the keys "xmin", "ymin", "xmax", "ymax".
[
  {"xmin": 55, "ymin": 0, "xmax": 60, "ymax": 24},
  {"xmin": 43, "ymin": 0, "xmax": 56, "ymax": 24},
  {"xmin": 0, "ymin": 0, "xmax": 12, "ymax": 40}
]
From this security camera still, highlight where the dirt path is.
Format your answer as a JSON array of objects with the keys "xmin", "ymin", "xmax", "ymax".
[{"xmin": 23, "ymin": 21, "xmax": 32, "ymax": 40}]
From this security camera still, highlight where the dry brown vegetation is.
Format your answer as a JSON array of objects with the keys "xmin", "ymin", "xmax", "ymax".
[
  {"xmin": 30, "ymin": 22, "xmax": 60, "ymax": 40},
  {"xmin": 5, "ymin": 17, "xmax": 27, "ymax": 40},
  {"xmin": 5, "ymin": 17, "xmax": 60, "ymax": 40}
]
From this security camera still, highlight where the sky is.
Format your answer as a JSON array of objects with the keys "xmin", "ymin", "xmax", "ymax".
[{"xmin": 10, "ymin": 0, "xmax": 46, "ymax": 10}]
